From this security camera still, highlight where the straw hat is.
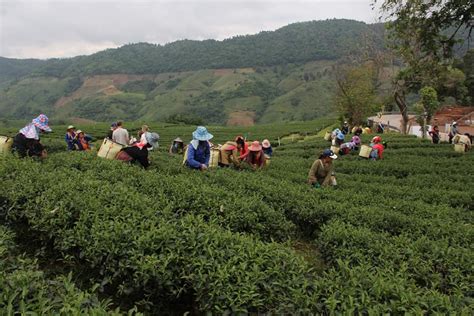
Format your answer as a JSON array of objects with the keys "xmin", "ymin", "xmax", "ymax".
[{"xmin": 67, "ymin": 125, "xmax": 75, "ymax": 130}]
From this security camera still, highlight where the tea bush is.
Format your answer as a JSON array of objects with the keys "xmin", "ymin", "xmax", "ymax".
[{"xmin": 0, "ymin": 120, "xmax": 473, "ymax": 313}]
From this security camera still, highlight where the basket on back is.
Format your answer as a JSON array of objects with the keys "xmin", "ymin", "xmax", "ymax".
[
  {"xmin": 454, "ymin": 144, "xmax": 466, "ymax": 153},
  {"xmin": 0, "ymin": 136, "xmax": 13, "ymax": 155},
  {"xmin": 97, "ymin": 138, "xmax": 124, "ymax": 159},
  {"xmin": 359, "ymin": 145, "xmax": 372, "ymax": 158},
  {"xmin": 182, "ymin": 145, "xmax": 220, "ymax": 168},
  {"xmin": 324, "ymin": 131, "xmax": 331, "ymax": 141}
]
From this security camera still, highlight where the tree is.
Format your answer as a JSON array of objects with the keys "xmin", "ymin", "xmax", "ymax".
[
  {"xmin": 336, "ymin": 63, "xmax": 380, "ymax": 126},
  {"xmin": 414, "ymin": 86, "xmax": 439, "ymax": 138},
  {"xmin": 376, "ymin": 0, "xmax": 473, "ymax": 60},
  {"xmin": 419, "ymin": 86, "xmax": 439, "ymax": 121},
  {"xmin": 376, "ymin": 0, "xmax": 473, "ymax": 132}
]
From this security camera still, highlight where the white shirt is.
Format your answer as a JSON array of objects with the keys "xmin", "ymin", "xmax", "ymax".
[{"xmin": 112, "ymin": 127, "xmax": 129, "ymax": 145}]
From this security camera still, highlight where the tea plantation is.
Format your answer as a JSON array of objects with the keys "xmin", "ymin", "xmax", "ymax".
[{"xmin": 0, "ymin": 120, "xmax": 473, "ymax": 314}]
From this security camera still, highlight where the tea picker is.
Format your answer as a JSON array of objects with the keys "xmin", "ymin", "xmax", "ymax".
[
  {"xmin": 185, "ymin": 126, "xmax": 213, "ymax": 171},
  {"xmin": 116, "ymin": 132, "xmax": 159, "ymax": 169},
  {"xmin": 369, "ymin": 136, "xmax": 385, "ymax": 160},
  {"xmin": 11, "ymin": 114, "xmax": 52, "ymax": 158},
  {"xmin": 307, "ymin": 149, "xmax": 337, "ymax": 188}
]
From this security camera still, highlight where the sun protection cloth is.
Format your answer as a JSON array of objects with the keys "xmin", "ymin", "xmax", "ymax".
[
  {"xmin": 32, "ymin": 114, "xmax": 52, "ymax": 132},
  {"xmin": 19, "ymin": 124, "xmax": 40, "ymax": 140},
  {"xmin": 336, "ymin": 131, "xmax": 345, "ymax": 140},
  {"xmin": 145, "ymin": 132, "xmax": 159, "ymax": 149},
  {"xmin": 322, "ymin": 149, "xmax": 337, "ymax": 159},
  {"xmin": 186, "ymin": 141, "xmax": 210, "ymax": 169},
  {"xmin": 249, "ymin": 141, "xmax": 262, "ymax": 152},
  {"xmin": 192, "ymin": 126, "xmax": 213, "ymax": 141},
  {"xmin": 262, "ymin": 139, "xmax": 271, "ymax": 148},
  {"xmin": 67, "ymin": 125, "xmax": 75, "ymax": 130}
]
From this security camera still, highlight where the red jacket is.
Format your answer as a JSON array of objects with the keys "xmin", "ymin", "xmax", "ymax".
[
  {"xmin": 239, "ymin": 142, "xmax": 249, "ymax": 160},
  {"xmin": 372, "ymin": 143, "xmax": 384, "ymax": 159}
]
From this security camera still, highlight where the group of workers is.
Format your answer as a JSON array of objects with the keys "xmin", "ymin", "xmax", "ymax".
[
  {"xmin": 430, "ymin": 122, "xmax": 472, "ymax": 151},
  {"xmin": 6, "ymin": 115, "xmax": 470, "ymax": 189},
  {"xmin": 180, "ymin": 126, "xmax": 273, "ymax": 171}
]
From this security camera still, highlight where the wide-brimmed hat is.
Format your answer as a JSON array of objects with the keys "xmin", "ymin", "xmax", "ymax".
[
  {"xmin": 67, "ymin": 125, "xmax": 75, "ymax": 130},
  {"xmin": 372, "ymin": 136, "xmax": 382, "ymax": 143},
  {"xmin": 145, "ymin": 132, "xmax": 160, "ymax": 149},
  {"xmin": 75, "ymin": 129, "xmax": 83, "ymax": 135},
  {"xmin": 249, "ymin": 141, "xmax": 262, "ymax": 152},
  {"xmin": 173, "ymin": 137, "xmax": 183, "ymax": 143},
  {"xmin": 192, "ymin": 126, "xmax": 213, "ymax": 141},
  {"xmin": 262, "ymin": 139, "xmax": 271, "ymax": 148},
  {"xmin": 322, "ymin": 149, "xmax": 337, "ymax": 159},
  {"xmin": 32, "ymin": 114, "xmax": 52, "ymax": 132},
  {"xmin": 453, "ymin": 121, "xmax": 457, "ymax": 125},
  {"xmin": 351, "ymin": 135, "xmax": 361, "ymax": 145}
]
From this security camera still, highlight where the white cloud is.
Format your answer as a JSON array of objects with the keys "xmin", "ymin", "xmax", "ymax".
[{"xmin": 0, "ymin": 0, "xmax": 381, "ymax": 59}]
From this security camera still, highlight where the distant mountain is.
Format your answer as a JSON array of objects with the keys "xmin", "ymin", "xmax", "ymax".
[{"xmin": 0, "ymin": 19, "xmax": 386, "ymax": 124}]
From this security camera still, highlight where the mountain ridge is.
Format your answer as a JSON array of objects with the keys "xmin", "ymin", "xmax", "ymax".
[{"xmin": 0, "ymin": 19, "xmax": 386, "ymax": 124}]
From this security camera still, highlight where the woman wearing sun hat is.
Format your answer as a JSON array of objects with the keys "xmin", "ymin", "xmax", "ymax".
[
  {"xmin": 12, "ymin": 114, "xmax": 52, "ymax": 158},
  {"xmin": 65, "ymin": 125, "xmax": 76, "ymax": 150},
  {"xmin": 116, "ymin": 132, "xmax": 159, "ymax": 169},
  {"xmin": 262, "ymin": 139, "xmax": 273, "ymax": 158},
  {"xmin": 307, "ymin": 149, "xmax": 337, "ymax": 187},
  {"xmin": 244, "ymin": 141, "xmax": 267, "ymax": 170},
  {"xmin": 74, "ymin": 130, "xmax": 92, "ymax": 151},
  {"xmin": 186, "ymin": 126, "xmax": 213, "ymax": 170},
  {"xmin": 369, "ymin": 136, "xmax": 384, "ymax": 160}
]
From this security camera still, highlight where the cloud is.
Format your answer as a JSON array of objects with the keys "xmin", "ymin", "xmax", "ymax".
[{"xmin": 0, "ymin": 0, "xmax": 381, "ymax": 59}]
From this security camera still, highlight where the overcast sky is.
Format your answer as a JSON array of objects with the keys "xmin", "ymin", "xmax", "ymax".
[{"xmin": 0, "ymin": 0, "xmax": 382, "ymax": 59}]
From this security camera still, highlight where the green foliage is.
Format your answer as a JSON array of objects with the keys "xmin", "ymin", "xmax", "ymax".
[
  {"xmin": 121, "ymin": 80, "xmax": 157, "ymax": 94},
  {"xmin": 0, "ymin": 119, "xmax": 472, "ymax": 313},
  {"xmin": 418, "ymin": 86, "xmax": 439, "ymax": 121},
  {"xmin": 336, "ymin": 63, "xmax": 380, "ymax": 125}
]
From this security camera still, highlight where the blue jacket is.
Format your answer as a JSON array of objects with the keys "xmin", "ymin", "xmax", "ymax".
[
  {"xmin": 65, "ymin": 132, "xmax": 76, "ymax": 150},
  {"xmin": 263, "ymin": 146, "xmax": 273, "ymax": 157},
  {"xmin": 186, "ymin": 141, "xmax": 210, "ymax": 169}
]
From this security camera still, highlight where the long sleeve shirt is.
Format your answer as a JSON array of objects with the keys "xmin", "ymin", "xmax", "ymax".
[
  {"xmin": 65, "ymin": 132, "xmax": 76, "ymax": 150},
  {"xmin": 186, "ymin": 142, "xmax": 210, "ymax": 169},
  {"xmin": 308, "ymin": 159, "xmax": 334, "ymax": 186},
  {"xmin": 112, "ymin": 127, "xmax": 130, "ymax": 145},
  {"xmin": 372, "ymin": 143, "xmax": 384, "ymax": 159}
]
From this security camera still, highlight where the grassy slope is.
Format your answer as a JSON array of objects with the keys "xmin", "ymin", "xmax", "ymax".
[{"xmin": 0, "ymin": 61, "xmax": 337, "ymax": 124}]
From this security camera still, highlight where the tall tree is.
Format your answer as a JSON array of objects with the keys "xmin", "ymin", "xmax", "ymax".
[
  {"xmin": 376, "ymin": 0, "xmax": 473, "ymax": 132},
  {"xmin": 376, "ymin": 0, "xmax": 473, "ymax": 60},
  {"xmin": 336, "ymin": 63, "xmax": 380, "ymax": 126}
]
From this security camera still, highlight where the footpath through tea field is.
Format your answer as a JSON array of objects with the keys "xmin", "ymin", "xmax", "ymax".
[{"xmin": 0, "ymin": 120, "xmax": 473, "ymax": 314}]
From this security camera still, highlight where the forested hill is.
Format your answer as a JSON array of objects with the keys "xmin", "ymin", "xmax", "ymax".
[
  {"xmin": 0, "ymin": 19, "xmax": 387, "ymax": 125},
  {"xmin": 1, "ymin": 19, "xmax": 385, "ymax": 80}
]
